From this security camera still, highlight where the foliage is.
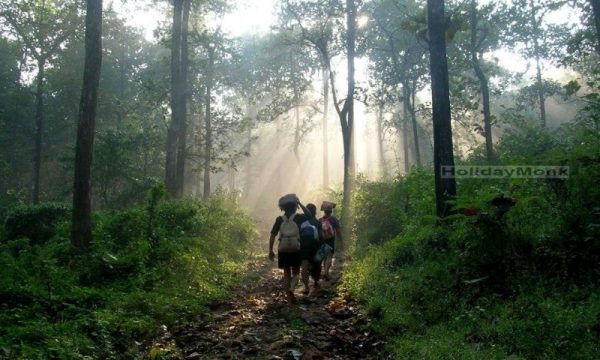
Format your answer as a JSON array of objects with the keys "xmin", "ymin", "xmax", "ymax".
[
  {"xmin": 0, "ymin": 194, "xmax": 257, "ymax": 359},
  {"xmin": 344, "ymin": 121, "xmax": 600, "ymax": 359},
  {"xmin": 3, "ymin": 202, "xmax": 71, "ymax": 244}
]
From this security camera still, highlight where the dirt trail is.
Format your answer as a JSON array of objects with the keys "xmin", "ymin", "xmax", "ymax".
[{"xmin": 170, "ymin": 258, "xmax": 389, "ymax": 359}]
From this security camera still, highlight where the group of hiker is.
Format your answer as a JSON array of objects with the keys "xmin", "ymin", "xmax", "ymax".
[{"xmin": 268, "ymin": 193, "xmax": 341, "ymax": 304}]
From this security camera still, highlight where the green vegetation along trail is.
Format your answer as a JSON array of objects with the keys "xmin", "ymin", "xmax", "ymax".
[{"xmin": 168, "ymin": 259, "xmax": 389, "ymax": 359}]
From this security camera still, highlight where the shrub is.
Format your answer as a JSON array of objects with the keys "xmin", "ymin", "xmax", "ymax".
[
  {"xmin": 345, "ymin": 122, "xmax": 600, "ymax": 359},
  {"xmin": 3, "ymin": 203, "xmax": 71, "ymax": 244},
  {"xmin": 0, "ymin": 193, "xmax": 257, "ymax": 359}
]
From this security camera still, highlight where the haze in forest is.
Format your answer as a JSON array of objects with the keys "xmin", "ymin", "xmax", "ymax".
[{"xmin": 0, "ymin": 0, "xmax": 582, "ymax": 225}]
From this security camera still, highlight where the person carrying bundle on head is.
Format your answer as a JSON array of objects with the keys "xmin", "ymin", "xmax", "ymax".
[
  {"xmin": 268, "ymin": 193, "xmax": 313, "ymax": 304},
  {"xmin": 318, "ymin": 201, "xmax": 341, "ymax": 280}
]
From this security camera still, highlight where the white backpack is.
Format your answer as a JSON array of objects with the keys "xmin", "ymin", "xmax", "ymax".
[{"xmin": 278, "ymin": 214, "xmax": 301, "ymax": 253}]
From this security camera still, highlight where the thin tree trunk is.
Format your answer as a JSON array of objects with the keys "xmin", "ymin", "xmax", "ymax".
[
  {"xmin": 409, "ymin": 80, "xmax": 421, "ymax": 166},
  {"xmin": 32, "ymin": 58, "xmax": 45, "ymax": 204},
  {"xmin": 118, "ymin": 36, "xmax": 126, "ymax": 123},
  {"xmin": 175, "ymin": 0, "xmax": 190, "ymax": 197},
  {"xmin": 293, "ymin": 85, "xmax": 301, "ymax": 164},
  {"xmin": 244, "ymin": 116, "xmax": 253, "ymax": 199},
  {"xmin": 403, "ymin": 82, "xmax": 421, "ymax": 167},
  {"xmin": 166, "ymin": 0, "xmax": 183, "ymax": 197},
  {"xmin": 322, "ymin": 66, "xmax": 330, "ymax": 189},
  {"xmin": 376, "ymin": 104, "xmax": 388, "ymax": 180},
  {"xmin": 470, "ymin": 0, "xmax": 494, "ymax": 162},
  {"xmin": 589, "ymin": 0, "xmax": 600, "ymax": 55},
  {"xmin": 534, "ymin": 56, "xmax": 546, "ymax": 128},
  {"xmin": 203, "ymin": 47, "xmax": 213, "ymax": 200},
  {"xmin": 402, "ymin": 104, "xmax": 410, "ymax": 174},
  {"xmin": 427, "ymin": 0, "xmax": 457, "ymax": 217},
  {"xmin": 72, "ymin": 0, "xmax": 103, "ymax": 251},
  {"xmin": 530, "ymin": 0, "xmax": 546, "ymax": 128},
  {"xmin": 340, "ymin": 0, "xmax": 357, "ymax": 252}
]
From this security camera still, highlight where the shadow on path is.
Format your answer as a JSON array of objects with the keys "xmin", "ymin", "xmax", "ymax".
[{"xmin": 169, "ymin": 258, "xmax": 389, "ymax": 359}]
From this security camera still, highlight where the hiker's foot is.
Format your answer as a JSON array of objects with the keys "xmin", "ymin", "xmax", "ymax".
[{"xmin": 286, "ymin": 291, "xmax": 296, "ymax": 304}]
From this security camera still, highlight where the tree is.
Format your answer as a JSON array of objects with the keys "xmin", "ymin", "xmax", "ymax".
[
  {"xmin": 589, "ymin": 0, "xmax": 600, "ymax": 54},
  {"xmin": 165, "ymin": 0, "xmax": 190, "ymax": 198},
  {"xmin": 506, "ymin": 0, "xmax": 569, "ymax": 128},
  {"xmin": 72, "ymin": 0, "xmax": 103, "ymax": 251},
  {"xmin": 0, "ymin": 37, "xmax": 33, "ymax": 200},
  {"xmin": 282, "ymin": 0, "xmax": 357, "ymax": 248},
  {"xmin": 427, "ymin": 0, "xmax": 456, "ymax": 217},
  {"xmin": 0, "ymin": 0, "xmax": 82, "ymax": 203},
  {"xmin": 364, "ymin": 0, "xmax": 429, "ymax": 170},
  {"xmin": 469, "ymin": 0, "xmax": 498, "ymax": 162}
]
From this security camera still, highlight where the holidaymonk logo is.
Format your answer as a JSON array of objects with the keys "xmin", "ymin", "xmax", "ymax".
[{"xmin": 440, "ymin": 165, "xmax": 570, "ymax": 179}]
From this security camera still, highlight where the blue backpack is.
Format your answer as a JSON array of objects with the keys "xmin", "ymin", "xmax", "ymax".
[{"xmin": 299, "ymin": 220, "xmax": 319, "ymax": 248}]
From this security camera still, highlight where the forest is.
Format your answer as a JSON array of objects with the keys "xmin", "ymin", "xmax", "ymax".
[{"xmin": 1, "ymin": 0, "xmax": 599, "ymax": 358}]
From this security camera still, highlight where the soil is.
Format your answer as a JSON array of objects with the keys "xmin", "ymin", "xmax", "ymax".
[{"xmin": 167, "ymin": 258, "xmax": 390, "ymax": 360}]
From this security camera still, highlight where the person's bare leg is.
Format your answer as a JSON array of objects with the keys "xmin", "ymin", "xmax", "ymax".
[
  {"xmin": 323, "ymin": 253, "xmax": 333, "ymax": 280},
  {"xmin": 301, "ymin": 259, "xmax": 310, "ymax": 294},
  {"xmin": 283, "ymin": 267, "xmax": 293, "ymax": 302},
  {"xmin": 290, "ymin": 265, "xmax": 300, "ymax": 290}
]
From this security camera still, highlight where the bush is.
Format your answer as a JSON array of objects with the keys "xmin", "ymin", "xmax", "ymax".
[
  {"xmin": 344, "ymin": 122, "xmax": 600, "ymax": 359},
  {"xmin": 0, "ymin": 192, "xmax": 257, "ymax": 359},
  {"xmin": 3, "ymin": 202, "xmax": 71, "ymax": 244}
]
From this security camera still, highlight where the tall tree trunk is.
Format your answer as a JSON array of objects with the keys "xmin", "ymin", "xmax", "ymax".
[
  {"xmin": 175, "ymin": 0, "xmax": 190, "ymax": 197},
  {"xmin": 427, "ymin": 0, "xmax": 457, "ymax": 218},
  {"xmin": 589, "ymin": 0, "xmax": 600, "ymax": 55},
  {"xmin": 322, "ymin": 66, "xmax": 330, "ymax": 189},
  {"xmin": 244, "ymin": 115, "xmax": 253, "ymax": 199},
  {"xmin": 72, "ymin": 0, "xmax": 103, "ymax": 251},
  {"xmin": 376, "ymin": 104, "xmax": 388, "ymax": 180},
  {"xmin": 166, "ymin": 0, "xmax": 183, "ymax": 197},
  {"xmin": 470, "ymin": 0, "xmax": 494, "ymax": 162},
  {"xmin": 403, "ymin": 82, "xmax": 421, "ymax": 167},
  {"xmin": 118, "ymin": 36, "xmax": 126, "ymax": 123},
  {"xmin": 530, "ymin": 0, "xmax": 546, "ymax": 128},
  {"xmin": 409, "ymin": 80, "xmax": 421, "ymax": 166},
  {"xmin": 203, "ymin": 47, "xmax": 213, "ymax": 200},
  {"xmin": 340, "ymin": 0, "xmax": 357, "ymax": 252},
  {"xmin": 32, "ymin": 58, "xmax": 45, "ymax": 204},
  {"xmin": 293, "ymin": 85, "xmax": 301, "ymax": 164},
  {"xmin": 534, "ymin": 56, "xmax": 546, "ymax": 128},
  {"xmin": 402, "ymin": 104, "xmax": 410, "ymax": 174}
]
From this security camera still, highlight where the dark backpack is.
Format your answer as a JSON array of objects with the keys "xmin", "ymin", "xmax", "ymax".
[{"xmin": 299, "ymin": 220, "xmax": 319, "ymax": 249}]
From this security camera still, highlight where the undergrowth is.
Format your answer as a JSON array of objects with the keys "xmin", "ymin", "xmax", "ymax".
[
  {"xmin": 0, "ymin": 189, "xmax": 257, "ymax": 359},
  {"xmin": 344, "ymin": 123, "xmax": 600, "ymax": 359}
]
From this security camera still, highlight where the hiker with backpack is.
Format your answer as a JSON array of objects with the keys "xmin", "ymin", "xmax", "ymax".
[
  {"xmin": 269, "ymin": 194, "xmax": 313, "ymax": 304},
  {"xmin": 319, "ymin": 201, "xmax": 341, "ymax": 280},
  {"xmin": 299, "ymin": 203, "xmax": 322, "ymax": 294}
]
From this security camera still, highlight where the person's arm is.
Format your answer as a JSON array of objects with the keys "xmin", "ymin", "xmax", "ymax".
[
  {"xmin": 334, "ymin": 217, "xmax": 342, "ymax": 243},
  {"xmin": 269, "ymin": 234, "xmax": 276, "ymax": 261},
  {"xmin": 269, "ymin": 217, "xmax": 282, "ymax": 261},
  {"xmin": 298, "ymin": 201, "xmax": 312, "ymax": 219}
]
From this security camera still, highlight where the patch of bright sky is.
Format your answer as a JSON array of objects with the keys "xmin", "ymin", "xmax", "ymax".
[
  {"xmin": 110, "ymin": 0, "xmax": 279, "ymax": 40},
  {"xmin": 219, "ymin": 0, "xmax": 278, "ymax": 36},
  {"xmin": 109, "ymin": 0, "xmax": 165, "ymax": 41},
  {"xmin": 111, "ymin": 0, "xmax": 579, "ymax": 85}
]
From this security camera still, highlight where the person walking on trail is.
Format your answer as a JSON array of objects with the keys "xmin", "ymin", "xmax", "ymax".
[
  {"xmin": 319, "ymin": 201, "xmax": 341, "ymax": 280},
  {"xmin": 269, "ymin": 194, "xmax": 312, "ymax": 304},
  {"xmin": 300, "ymin": 203, "xmax": 322, "ymax": 295}
]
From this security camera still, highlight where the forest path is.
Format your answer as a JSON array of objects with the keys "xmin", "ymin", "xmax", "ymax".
[{"xmin": 169, "ymin": 258, "xmax": 389, "ymax": 359}]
